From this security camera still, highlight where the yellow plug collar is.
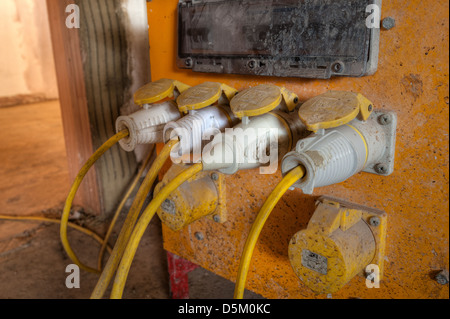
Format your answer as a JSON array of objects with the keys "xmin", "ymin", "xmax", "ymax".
[
  {"xmin": 177, "ymin": 82, "xmax": 238, "ymax": 113},
  {"xmin": 230, "ymin": 84, "xmax": 298, "ymax": 118},
  {"xmin": 298, "ymin": 91, "xmax": 373, "ymax": 132},
  {"xmin": 134, "ymin": 78, "xmax": 190, "ymax": 106}
]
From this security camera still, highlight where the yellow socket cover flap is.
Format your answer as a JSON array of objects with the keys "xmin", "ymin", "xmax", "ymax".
[
  {"xmin": 177, "ymin": 82, "xmax": 238, "ymax": 113},
  {"xmin": 134, "ymin": 78, "xmax": 190, "ymax": 106},
  {"xmin": 230, "ymin": 84, "xmax": 298, "ymax": 118},
  {"xmin": 298, "ymin": 91, "xmax": 373, "ymax": 132}
]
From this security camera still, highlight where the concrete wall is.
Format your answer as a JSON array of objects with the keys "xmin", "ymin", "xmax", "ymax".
[{"xmin": 0, "ymin": 0, "xmax": 58, "ymax": 106}]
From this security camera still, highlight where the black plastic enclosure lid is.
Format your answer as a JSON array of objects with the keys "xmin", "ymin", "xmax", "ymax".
[{"xmin": 177, "ymin": 0, "xmax": 381, "ymax": 79}]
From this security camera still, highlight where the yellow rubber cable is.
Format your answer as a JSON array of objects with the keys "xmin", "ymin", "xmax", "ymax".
[
  {"xmin": 233, "ymin": 165, "xmax": 305, "ymax": 299},
  {"xmin": 91, "ymin": 139, "xmax": 178, "ymax": 299},
  {"xmin": 110, "ymin": 162, "xmax": 203, "ymax": 299},
  {"xmin": 61, "ymin": 129, "xmax": 129, "ymax": 274},
  {"xmin": 0, "ymin": 215, "xmax": 112, "ymax": 254},
  {"xmin": 97, "ymin": 145, "xmax": 155, "ymax": 270}
]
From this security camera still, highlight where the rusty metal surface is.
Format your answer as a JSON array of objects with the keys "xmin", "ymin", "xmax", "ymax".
[{"xmin": 149, "ymin": 0, "xmax": 449, "ymax": 298}]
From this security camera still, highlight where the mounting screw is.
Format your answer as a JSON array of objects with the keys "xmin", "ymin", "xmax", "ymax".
[
  {"xmin": 374, "ymin": 163, "xmax": 389, "ymax": 175},
  {"xmin": 332, "ymin": 62, "xmax": 344, "ymax": 73},
  {"xmin": 161, "ymin": 199, "xmax": 176, "ymax": 215},
  {"xmin": 185, "ymin": 58, "xmax": 193, "ymax": 67},
  {"xmin": 382, "ymin": 17, "xmax": 396, "ymax": 30},
  {"xmin": 211, "ymin": 172, "xmax": 219, "ymax": 181},
  {"xmin": 369, "ymin": 216, "xmax": 381, "ymax": 227},
  {"xmin": 435, "ymin": 270, "xmax": 449, "ymax": 285},
  {"xmin": 378, "ymin": 114, "xmax": 392, "ymax": 125},
  {"xmin": 293, "ymin": 97, "xmax": 299, "ymax": 104},
  {"xmin": 368, "ymin": 104, "xmax": 373, "ymax": 112},
  {"xmin": 213, "ymin": 215, "xmax": 221, "ymax": 223},
  {"xmin": 247, "ymin": 59, "xmax": 257, "ymax": 69},
  {"xmin": 194, "ymin": 232, "xmax": 204, "ymax": 240}
]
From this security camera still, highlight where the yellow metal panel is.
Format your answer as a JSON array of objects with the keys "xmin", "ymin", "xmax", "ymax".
[{"xmin": 148, "ymin": 0, "xmax": 449, "ymax": 299}]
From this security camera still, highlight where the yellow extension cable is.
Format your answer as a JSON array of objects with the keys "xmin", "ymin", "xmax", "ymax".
[
  {"xmin": 0, "ymin": 214, "xmax": 112, "ymax": 254},
  {"xmin": 233, "ymin": 165, "xmax": 305, "ymax": 299},
  {"xmin": 91, "ymin": 139, "xmax": 179, "ymax": 299},
  {"xmin": 0, "ymin": 145, "xmax": 154, "ymax": 266},
  {"xmin": 61, "ymin": 129, "xmax": 129, "ymax": 274},
  {"xmin": 110, "ymin": 162, "xmax": 203, "ymax": 299},
  {"xmin": 97, "ymin": 145, "xmax": 155, "ymax": 270}
]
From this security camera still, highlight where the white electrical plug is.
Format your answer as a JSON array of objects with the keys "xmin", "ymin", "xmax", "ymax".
[
  {"xmin": 163, "ymin": 105, "xmax": 238, "ymax": 163},
  {"xmin": 115, "ymin": 100, "xmax": 181, "ymax": 152},
  {"xmin": 281, "ymin": 111, "xmax": 397, "ymax": 194},
  {"xmin": 201, "ymin": 111, "xmax": 307, "ymax": 174}
]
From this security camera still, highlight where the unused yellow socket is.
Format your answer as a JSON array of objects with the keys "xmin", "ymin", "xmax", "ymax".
[
  {"xmin": 288, "ymin": 196, "xmax": 387, "ymax": 294},
  {"xmin": 134, "ymin": 78, "xmax": 190, "ymax": 106},
  {"xmin": 155, "ymin": 164, "xmax": 227, "ymax": 231},
  {"xmin": 298, "ymin": 91, "xmax": 374, "ymax": 132},
  {"xmin": 230, "ymin": 84, "xmax": 298, "ymax": 118}
]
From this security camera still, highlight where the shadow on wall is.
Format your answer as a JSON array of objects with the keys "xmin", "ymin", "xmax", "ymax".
[{"xmin": 0, "ymin": 0, "xmax": 58, "ymax": 108}]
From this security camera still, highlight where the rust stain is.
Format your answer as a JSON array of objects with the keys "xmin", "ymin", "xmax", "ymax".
[{"xmin": 400, "ymin": 74, "xmax": 424, "ymax": 100}]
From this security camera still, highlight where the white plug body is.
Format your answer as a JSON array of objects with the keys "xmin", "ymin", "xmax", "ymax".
[
  {"xmin": 115, "ymin": 100, "xmax": 181, "ymax": 152},
  {"xmin": 202, "ymin": 111, "xmax": 307, "ymax": 174},
  {"xmin": 281, "ymin": 111, "xmax": 397, "ymax": 194},
  {"xmin": 164, "ymin": 105, "xmax": 239, "ymax": 155}
]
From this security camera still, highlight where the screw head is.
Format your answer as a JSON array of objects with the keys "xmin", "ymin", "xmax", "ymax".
[
  {"xmin": 332, "ymin": 62, "xmax": 344, "ymax": 73},
  {"xmin": 378, "ymin": 114, "xmax": 392, "ymax": 125},
  {"xmin": 194, "ymin": 232, "xmax": 204, "ymax": 240},
  {"xmin": 435, "ymin": 270, "xmax": 449, "ymax": 285},
  {"xmin": 369, "ymin": 216, "xmax": 381, "ymax": 227},
  {"xmin": 213, "ymin": 215, "xmax": 221, "ymax": 223},
  {"xmin": 185, "ymin": 58, "xmax": 193, "ymax": 67},
  {"xmin": 247, "ymin": 59, "xmax": 257, "ymax": 69},
  {"xmin": 161, "ymin": 199, "xmax": 176, "ymax": 215},
  {"xmin": 211, "ymin": 173, "xmax": 219, "ymax": 181},
  {"xmin": 374, "ymin": 163, "xmax": 389, "ymax": 175},
  {"xmin": 382, "ymin": 17, "xmax": 396, "ymax": 30},
  {"xmin": 368, "ymin": 104, "xmax": 373, "ymax": 112}
]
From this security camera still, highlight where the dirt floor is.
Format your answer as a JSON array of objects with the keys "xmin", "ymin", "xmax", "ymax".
[
  {"xmin": 0, "ymin": 207, "xmax": 170, "ymax": 299},
  {"xmin": 0, "ymin": 101, "xmax": 263, "ymax": 300}
]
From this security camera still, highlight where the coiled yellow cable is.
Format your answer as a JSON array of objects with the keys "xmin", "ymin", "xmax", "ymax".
[
  {"xmin": 110, "ymin": 162, "xmax": 203, "ymax": 299},
  {"xmin": 97, "ymin": 146, "xmax": 155, "ymax": 270},
  {"xmin": 61, "ymin": 130, "xmax": 129, "ymax": 274},
  {"xmin": 0, "ymin": 214, "xmax": 112, "ymax": 254},
  {"xmin": 234, "ymin": 166, "xmax": 305, "ymax": 299},
  {"xmin": 91, "ymin": 139, "xmax": 178, "ymax": 299}
]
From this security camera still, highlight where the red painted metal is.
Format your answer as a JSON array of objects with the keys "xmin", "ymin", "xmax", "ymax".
[{"xmin": 167, "ymin": 251, "xmax": 199, "ymax": 299}]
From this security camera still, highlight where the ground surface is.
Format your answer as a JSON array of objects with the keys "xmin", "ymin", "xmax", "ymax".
[{"xmin": 0, "ymin": 101, "xmax": 262, "ymax": 300}]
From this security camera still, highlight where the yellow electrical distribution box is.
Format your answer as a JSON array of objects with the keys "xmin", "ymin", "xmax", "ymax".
[{"xmin": 148, "ymin": 0, "xmax": 449, "ymax": 299}]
